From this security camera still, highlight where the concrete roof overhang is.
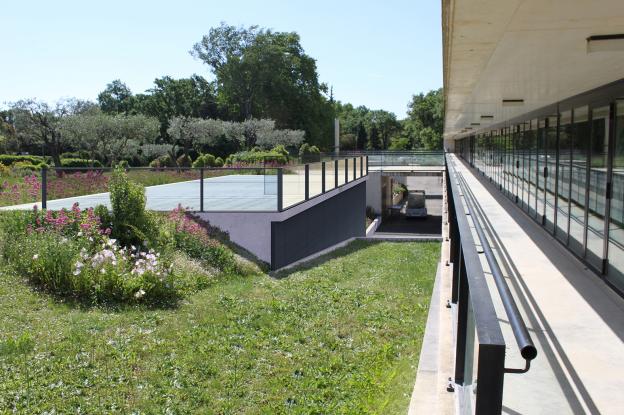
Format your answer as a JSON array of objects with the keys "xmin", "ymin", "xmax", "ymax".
[{"xmin": 442, "ymin": 0, "xmax": 624, "ymax": 143}]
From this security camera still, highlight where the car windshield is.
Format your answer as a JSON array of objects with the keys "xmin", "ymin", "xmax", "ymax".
[{"xmin": 407, "ymin": 192, "xmax": 425, "ymax": 209}]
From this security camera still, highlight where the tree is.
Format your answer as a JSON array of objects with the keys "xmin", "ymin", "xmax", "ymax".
[
  {"xmin": 62, "ymin": 112, "xmax": 159, "ymax": 166},
  {"xmin": 406, "ymin": 88, "xmax": 444, "ymax": 149},
  {"xmin": 9, "ymin": 98, "xmax": 94, "ymax": 166},
  {"xmin": 355, "ymin": 122, "xmax": 367, "ymax": 150},
  {"xmin": 419, "ymin": 127, "xmax": 443, "ymax": 150},
  {"xmin": 191, "ymin": 23, "xmax": 334, "ymax": 149},
  {"xmin": 98, "ymin": 80, "xmax": 135, "ymax": 115},
  {"xmin": 367, "ymin": 125, "xmax": 382, "ymax": 150},
  {"xmin": 369, "ymin": 110, "xmax": 400, "ymax": 149},
  {"xmin": 136, "ymin": 75, "xmax": 220, "ymax": 138}
]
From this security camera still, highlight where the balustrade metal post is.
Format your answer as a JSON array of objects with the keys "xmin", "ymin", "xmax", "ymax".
[
  {"xmin": 334, "ymin": 160, "xmax": 339, "ymax": 188},
  {"xmin": 353, "ymin": 157, "xmax": 356, "ymax": 179},
  {"xmin": 360, "ymin": 156, "xmax": 364, "ymax": 177},
  {"xmin": 475, "ymin": 345, "xmax": 505, "ymax": 414},
  {"xmin": 321, "ymin": 161, "xmax": 326, "ymax": 193},
  {"xmin": 345, "ymin": 159, "xmax": 348, "ymax": 183},
  {"xmin": 304, "ymin": 164, "xmax": 310, "ymax": 200},
  {"xmin": 454, "ymin": 254, "xmax": 469, "ymax": 385},
  {"xmin": 277, "ymin": 168, "xmax": 283, "ymax": 212},
  {"xmin": 366, "ymin": 156, "xmax": 369, "ymax": 174},
  {"xmin": 200, "ymin": 168, "xmax": 204, "ymax": 212},
  {"xmin": 41, "ymin": 167, "xmax": 47, "ymax": 210}
]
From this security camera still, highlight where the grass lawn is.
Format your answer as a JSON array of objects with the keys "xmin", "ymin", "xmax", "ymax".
[{"xmin": 0, "ymin": 240, "xmax": 440, "ymax": 414}]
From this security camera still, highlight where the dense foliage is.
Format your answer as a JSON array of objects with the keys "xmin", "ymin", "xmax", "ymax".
[{"xmin": 334, "ymin": 88, "xmax": 444, "ymax": 151}]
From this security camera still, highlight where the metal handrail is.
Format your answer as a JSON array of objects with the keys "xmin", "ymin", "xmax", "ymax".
[{"xmin": 451, "ymin": 158, "xmax": 538, "ymax": 366}]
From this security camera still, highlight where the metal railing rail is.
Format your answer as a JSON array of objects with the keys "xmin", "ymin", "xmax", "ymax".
[
  {"xmin": 457, "ymin": 169, "xmax": 538, "ymax": 368},
  {"xmin": 38, "ymin": 156, "xmax": 369, "ymax": 213},
  {"xmin": 446, "ymin": 153, "xmax": 538, "ymax": 414}
]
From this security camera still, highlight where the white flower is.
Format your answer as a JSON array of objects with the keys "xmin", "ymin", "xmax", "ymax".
[
  {"xmin": 77, "ymin": 231, "xmax": 83, "ymax": 237},
  {"xmin": 73, "ymin": 269, "xmax": 81, "ymax": 276},
  {"xmin": 33, "ymin": 254, "xmax": 39, "ymax": 260},
  {"xmin": 100, "ymin": 269, "xmax": 106, "ymax": 274},
  {"xmin": 134, "ymin": 289, "xmax": 146, "ymax": 299}
]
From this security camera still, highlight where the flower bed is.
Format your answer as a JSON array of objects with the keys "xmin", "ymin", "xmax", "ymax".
[{"xmin": 0, "ymin": 169, "xmax": 247, "ymax": 306}]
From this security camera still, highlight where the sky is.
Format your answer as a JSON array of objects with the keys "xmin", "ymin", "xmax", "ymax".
[{"xmin": 0, "ymin": 0, "xmax": 442, "ymax": 119}]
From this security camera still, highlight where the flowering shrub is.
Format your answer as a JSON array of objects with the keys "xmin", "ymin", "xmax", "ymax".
[
  {"xmin": 168, "ymin": 204, "xmax": 236, "ymax": 273},
  {"xmin": 69, "ymin": 239, "xmax": 176, "ymax": 303},
  {"xmin": 0, "ymin": 204, "xmax": 177, "ymax": 305}
]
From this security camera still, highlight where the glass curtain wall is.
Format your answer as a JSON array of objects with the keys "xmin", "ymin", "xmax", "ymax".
[
  {"xmin": 545, "ymin": 116, "xmax": 558, "ymax": 233},
  {"xmin": 529, "ymin": 119, "xmax": 539, "ymax": 218},
  {"xmin": 556, "ymin": 110, "xmax": 572, "ymax": 243},
  {"xmin": 608, "ymin": 101, "xmax": 624, "ymax": 291},
  {"xmin": 454, "ymin": 86, "xmax": 624, "ymax": 296},
  {"xmin": 586, "ymin": 106, "xmax": 610, "ymax": 269},
  {"xmin": 569, "ymin": 106, "xmax": 589, "ymax": 254}
]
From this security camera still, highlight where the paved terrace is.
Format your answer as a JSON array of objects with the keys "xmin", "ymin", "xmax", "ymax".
[
  {"xmin": 449, "ymin": 154, "xmax": 624, "ymax": 414},
  {"xmin": 0, "ymin": 172, "xmax": 363, "ymax": 212}
]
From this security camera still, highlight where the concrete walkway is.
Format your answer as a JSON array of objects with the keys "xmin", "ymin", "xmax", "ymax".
[{"xmin": 450, "ymin": 154, "xmax": 624, "ymax": 414}]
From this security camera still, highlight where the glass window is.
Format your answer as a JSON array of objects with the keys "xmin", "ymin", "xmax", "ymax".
[
  {"xmin": 545, "ymin": 116, "xmax": 558, "ymax": 232},
  {"xmin": 586, "ymin": 105, "xmax": 610, "ymax": 270},
  {"xmin": 556, "ymin": 110, "xmax": 572, "ymax": 243},
  {"xmin": 569, "ymin": 106, "xmax": 589, "ymax": 255},
  {"xmin": 536, "ymin": 119, "xmax": 547, "ymax": 222},
  {"xmin": 529, "ymin": 119, "xmax": 539, "ymax": 218},
  {"xmin": 608, "ymin": 100, "xmax": 624, "ymax": 291}
]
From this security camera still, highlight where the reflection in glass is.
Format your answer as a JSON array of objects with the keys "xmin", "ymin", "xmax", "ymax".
[
  {"xmin": 545, "ymin": 116, "xmax": 558, "ymax": 233},
  {"xmin": 556, "ymin": 110, "xmax": 572, "ymax": 243},
  {"xmin": 586, "ymin": 106, "xmax": 609, "ymax": 270},
  {"xmin": 608, "ymin": 101, "xmax": 624, "ymax": 291},
  {"xmin": 569, "ymin": 106, "xmax": 589, "ymax": 254}
]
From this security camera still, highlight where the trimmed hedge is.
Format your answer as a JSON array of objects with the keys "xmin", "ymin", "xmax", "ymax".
[
  {"xmin": 192, "ymin": 153, "xmax": 224, "ymax": 168},
  {"xmin": 0, "ymin": 155, "xmax": 47, "ymax": 166},
  {"xmin": 149, "ymin": 155, "xmax": 175, "ymax": 169},
  {"xmin": 60, "ymin": 158, "xmax": 104, "ymax": 168},
  {"xmin": 226, "ymin": 151, "xmax": 288, "ymax": 166}
]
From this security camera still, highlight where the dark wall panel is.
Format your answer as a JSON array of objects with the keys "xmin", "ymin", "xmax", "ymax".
[{"xmin": 271, "ymin": 182, "xmax": 366, "ymax": 269}]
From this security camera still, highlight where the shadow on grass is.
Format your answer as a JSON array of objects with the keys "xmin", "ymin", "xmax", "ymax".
[
  {"xmin": 13, "ymin": 275, "xmax": 184, "ymax": 313},
  {"xmin": 270, "ymin": 239, "xmax": 387, "ymax": 280}
]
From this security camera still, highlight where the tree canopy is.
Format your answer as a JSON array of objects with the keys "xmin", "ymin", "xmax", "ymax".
[{"xmin": 190, "ymin": 23, "xmax": 334, "ymax": 148}]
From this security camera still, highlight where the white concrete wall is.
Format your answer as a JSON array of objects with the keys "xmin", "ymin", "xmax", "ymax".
[{"xmin": 366, "ymin": 172, "xmax": 382, "ymax": 214}]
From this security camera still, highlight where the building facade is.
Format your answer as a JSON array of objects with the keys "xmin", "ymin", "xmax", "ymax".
[{"xmin": 443, "ymin": 0, "xmax": 624, "ymax": 296}]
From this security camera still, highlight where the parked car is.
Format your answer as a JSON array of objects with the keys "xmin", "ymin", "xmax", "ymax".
[{"xmin": 405, "ymin": 190, "xmax": 427, "ymax": 218}]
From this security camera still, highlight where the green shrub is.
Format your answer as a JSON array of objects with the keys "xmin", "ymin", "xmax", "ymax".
[
  {"xmin": 109, "ymin": 167, "xmax": 155, "ymax": 247},
  {"xmin": 271, "ymin": 145, "xmax": 290, "ymax": 161},
  {"xmin": 149, "ymin": 155, "xmax": 175, "ymax": 169},
  {"xmin": 192, "ymin": 153, "xmax": 221, "ymax": 168},
  {"xmin": 176, "ymin": 154, "xmax": 193, "ymax": 168},
  {"xmin": 60, "ymin": 158, "xmax": 103, "ymax": 168},
  {"xmin": 2, "ymin": 230, "xmax": 177, "ymax": 304},
  {"xmin": 227, "ymin": 150, "xmax": 288, "ymax": 166},
  {"xmin": 0, "ymin": 162, "xmax": 10, "ymax": 176},
  {"xmin": 61, "ymin": 151, "xmax": 89, "ymax": 159},
  {"xmin": 115, "ymin": 160, "xmax": 129, "ymax": 169},
  {"xmin": 214, "ymin": 157, "xmax": 224, "ymax": 167},
  {"xmin": 11, "ymin": 161, "xmax": 38, "ymax": 172},
  {"xmin": 3, "ymin": 232, "xmax": 81, "ymax": 294},
  {"xmin": 0, "ymin": 154, "xmax": 46, "ymax": 166}
]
